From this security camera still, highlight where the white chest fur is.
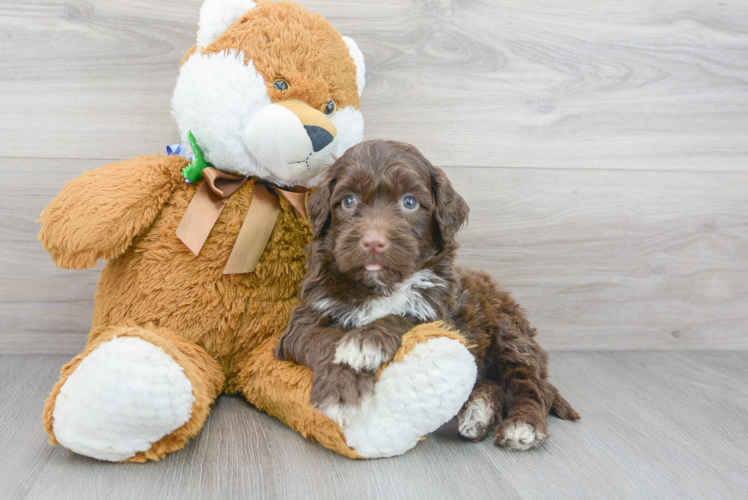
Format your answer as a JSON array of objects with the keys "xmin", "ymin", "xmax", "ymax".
[{"xmin": 314, "ymin": 270, "xmax": 445, "ymax": 328}]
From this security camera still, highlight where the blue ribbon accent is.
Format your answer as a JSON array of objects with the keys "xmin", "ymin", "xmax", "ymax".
[
  {"xmin": 166, "ymin": 143, "xmax": 183, "ymax": 156},
  {"xmin": 167, "ymin": 142, "xmax": 194, "ymax": 161}
]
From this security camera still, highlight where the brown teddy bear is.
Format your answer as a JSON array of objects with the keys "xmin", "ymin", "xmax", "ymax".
[{"xmin": 38, "ymin": 0, "xmax": 477, "ymax": 461}]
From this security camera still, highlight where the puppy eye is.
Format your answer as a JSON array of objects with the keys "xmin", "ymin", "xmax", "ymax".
[
  {"xmin": 342, "ymin": 195, "xmax": 357, "ymax": 210},
  {"xmin": 273, "ymin": 79, "xmax": 289, "ymax": 91},
  {"xmin": 402, "ymin": 196, "xmax": 419, "ymax": 210},
  {"xmin": 324, "ymin": 100, "xmax": 337, "ymax": 116}
]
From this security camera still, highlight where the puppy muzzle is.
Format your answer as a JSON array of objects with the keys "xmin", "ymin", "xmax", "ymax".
[{"xmin": 243, "ymin": 100, "xmax": 338, "ymax": 184}]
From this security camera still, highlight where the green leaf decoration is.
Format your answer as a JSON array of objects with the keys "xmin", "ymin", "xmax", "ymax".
[{"xmin": 181, "ymin": 130, "xmax": 211, "ymax": 183}]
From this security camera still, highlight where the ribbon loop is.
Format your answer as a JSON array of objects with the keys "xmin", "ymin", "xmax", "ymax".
[
  {"xmin": 175, "ymin": 166, "xmax": 310, "ymax": 274},
  {"xmin": 203, "ymin": 167, "xmax": 247, "ymax": 198}
]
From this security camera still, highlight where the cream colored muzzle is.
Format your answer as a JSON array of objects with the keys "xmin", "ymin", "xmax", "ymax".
[{"xmin": 243, "ymin": 100, "xmax": 338, "ymax": 184}]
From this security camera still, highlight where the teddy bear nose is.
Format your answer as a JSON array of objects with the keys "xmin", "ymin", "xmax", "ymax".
[
  {"xmin": 362, "ymin": 230, "xmax": 388, "ymax": 254},
  {"xmin": 304, "ymin": 125, "xmax": 334, "ymax": 152}
]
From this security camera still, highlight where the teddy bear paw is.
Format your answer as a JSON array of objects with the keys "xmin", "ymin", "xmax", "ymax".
[
  {"xmin": 51, "ymin": 336, "xmax": 195, "ymax": 461},
  {"xmin": 339, "ymin": 336, "xmax": 476, "ymax": 458}
]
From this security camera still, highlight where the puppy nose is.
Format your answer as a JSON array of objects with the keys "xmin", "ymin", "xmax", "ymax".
[
  {"xmin": 362, "ymin": 230, "xmax": 388, "ymax": 254},
  {"xmin": 304, "ymin": 125, "xmax": 334, "ymax": 152}
]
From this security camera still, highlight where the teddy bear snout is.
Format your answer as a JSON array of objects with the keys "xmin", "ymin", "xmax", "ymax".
[{"xmin": 243, "ymin": 100, "xmax": 338, "ymax": 183}]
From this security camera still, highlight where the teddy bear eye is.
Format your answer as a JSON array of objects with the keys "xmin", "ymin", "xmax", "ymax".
[
  {"xmin": 273, "ymin": 79, "xmax": 289, "ymax": 91},
  {"xmin": 324, "ymin": 100, "xmax": 336, "ymax": 116}
]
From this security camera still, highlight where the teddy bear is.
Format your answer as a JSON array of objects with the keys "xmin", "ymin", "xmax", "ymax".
[{"xmin": 38, "ymin": 0, "xmax": 477, "ymax": 461}]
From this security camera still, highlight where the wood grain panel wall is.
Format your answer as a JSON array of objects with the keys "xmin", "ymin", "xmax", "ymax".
[{"xmin": 1, "ymin": 0, "xmax": 746, "ymax": 353}]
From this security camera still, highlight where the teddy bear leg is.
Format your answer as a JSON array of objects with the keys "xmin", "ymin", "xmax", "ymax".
[
  {"xmin": 237, "ymin": 322, "xmax": 477, "ymax": 459},
  {"xmin": 236, "ymin": 335, "xmax": 364, "ymax": 458},
  {"xmin": 336, "ymin": 323, "xmax": 477, "ymax": 458},
  {"xmin": 43, "ymin": 324, "xmax": 224, "ymax": 462}
]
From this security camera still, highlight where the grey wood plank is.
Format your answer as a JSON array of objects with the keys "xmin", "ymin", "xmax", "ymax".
[
  {"xmin": 678, "ymin": 350, "xmax": 748, "ymax": 387},
  {"xmin": 3, "ymin": 158, "xmax": 746, "ymax": 352},
  {"xmin": 450, "ymin": 166, "xmax": 748, "ymax": 351},
  {"xmin": 2, "ymin": 353, "xmax": 747, "ymax": 499},
  {"xmin": 1, "ymin": 0, "xmax": 747, "ymax": 170},
  {"xmin": 0, "ymin": 355, "xmax": 520, "ymax": 500},
  {"xmin": 477, "ymin": 351, "xmax": 748, "ymax": 499}
]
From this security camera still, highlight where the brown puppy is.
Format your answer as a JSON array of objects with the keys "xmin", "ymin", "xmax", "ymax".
[{"xmin": 276, "ymin": 140, "xmax": 579, "ymax": 449}]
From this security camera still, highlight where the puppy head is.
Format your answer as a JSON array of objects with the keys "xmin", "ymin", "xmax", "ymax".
[{"xmin": 308, "ymin": 140, "xmax": 469, "ymax": 288}]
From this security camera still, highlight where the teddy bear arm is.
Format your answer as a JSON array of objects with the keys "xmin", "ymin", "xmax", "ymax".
[{"xmin": 39, "ymin": 154, "xmax": 188, "ymax": 269}]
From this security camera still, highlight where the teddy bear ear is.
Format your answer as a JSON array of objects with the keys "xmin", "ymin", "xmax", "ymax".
[
  {"xmin": 196, "ymin": 0, "xmax": 257, "ymax": 50},
  {"xmin": 342, "ymin": 36, "xmax": 366, "ymax": 96}
]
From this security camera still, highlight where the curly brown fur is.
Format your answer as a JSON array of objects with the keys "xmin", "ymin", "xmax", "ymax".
[{"xmin": 276, "ymin": 139, "xmax": 579, "ymax": 448}]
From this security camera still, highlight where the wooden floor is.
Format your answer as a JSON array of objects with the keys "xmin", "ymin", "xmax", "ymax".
[{"xmin": 1, "ymin": 351, "xmax": 746, "ymax": 499}]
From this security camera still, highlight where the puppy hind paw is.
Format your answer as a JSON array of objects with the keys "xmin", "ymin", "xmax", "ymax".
[
  {"xmin": 457, "ymin": 397, "xmax": 496, "ymax": 442},
  {"xmin": 494, "ymin": 420, "xmax": 547, "ymax": 450}
]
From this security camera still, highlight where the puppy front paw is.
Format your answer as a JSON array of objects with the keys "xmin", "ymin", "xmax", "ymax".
[
  {"xmin": 311, "ymin": 363, "xmax": 375, "ymax": 426},
  {"xmin": 333, "ymin": 329, "xmax": 399, "ymax": 372},
  {"xmin": 494, "ymin": 419, "xmax": 547, "ymax": 450}
]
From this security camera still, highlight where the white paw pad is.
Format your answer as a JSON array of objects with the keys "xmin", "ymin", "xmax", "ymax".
[
  {"xmin": 458, "ymin": 397, "xmax": 495, "ymax": 440},
  {"xmin": 333, "ymin": 336, "xmax": 386, "ymax": 372},
  {"xmin": 499, "ymin": 422, "xmax": 546, "ymax": 450},
  {"xmin": 52, "ymin": 336, "xmax": 195, "ymax": 461},
  {"xmin": 339, "ymin": 337, "xmax": 477, "ymax": 458}
]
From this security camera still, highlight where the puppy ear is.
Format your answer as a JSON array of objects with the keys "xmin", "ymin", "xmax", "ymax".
[
  {"xmin": 430, "ymin": 165, "xmax": 469, "ymax": 248},
  {"xmin": 308, "ymin": 172, "xmax": 337, "ymax": 239}
]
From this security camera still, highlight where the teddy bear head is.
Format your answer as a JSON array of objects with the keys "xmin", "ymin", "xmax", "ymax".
[{"xmin": 172, "ymin": 0, "xmax": 366, "ymax": 188}]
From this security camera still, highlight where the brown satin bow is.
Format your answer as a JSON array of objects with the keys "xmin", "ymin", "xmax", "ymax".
[{"xmin": 175, "ymin": 167, "xmax": 308, "ymax": 274}]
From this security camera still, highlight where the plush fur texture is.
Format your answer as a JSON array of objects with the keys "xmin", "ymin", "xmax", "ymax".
[
  {"xmin": 277, "ymin": 140, "xmax": 580, "ymax": 449},
  {"xmin": 172, "ymin": 50, "xmax": 272, "ymax": 178},
  {"xmin": 329, "ymin": 105, "xmax": 365, "ymax": 158},
  {"xmin": 173, "ymin": 1, "xmax": 365, "ymax": 188},
  {"xmin": 341, "ymin": 36, "xmax": 365, "ymax": 96},
  {"xmin": 204, "ymin": 1, "xmax": 361, "ymax": 111},
  {"xmin": 43, "ymin": 322, "xmax": 225, "ymax": 462},
  {"xmin": 243, "ymin": 324, "xmax": 476, "ymax": 458},
  {"xmin": 39, "ymin": 1, "xmax": 475, "ymax": 462},
  {"xmin": 196, "ymin": 0, "xmax": 258, "ymax": 49},
  {"xmin": 340, "ymin": 328, "xmax": 476, "ymax": 458},
  {"xmin": 52, "ymin": 336, "xmax": 195, "ymax": 461}
]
